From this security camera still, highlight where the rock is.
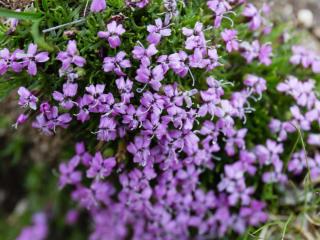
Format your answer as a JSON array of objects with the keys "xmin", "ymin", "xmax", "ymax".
[
  {"xmin": 298, "ymin": 9, "xmax": 314, "ymax": 28},
  {"xmin": 313, "ymin": 27, "xmax": 320, "ymax": 39}
]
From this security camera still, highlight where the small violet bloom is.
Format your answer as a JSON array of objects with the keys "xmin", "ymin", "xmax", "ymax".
[
  {"xmin": 90, "ymin": 0, "xmax": 106, "ymax": 13},
  {"xmin": 242, "ymin": 3, "xmax": 262, "ymax": 30},
  {"xmin": 59, "ymin": 156, "xmax": 82, "ymax": 188},
  {"xmin": 87, "ymin": 152, "xmax": 116, "ymax": 179},
  {"xmin": 13, "ymin": 114, "xmax": 28, "ymax": 129},
  {"xmin": 147, "ymin": 18, "xmax": 171, "ymax": 45},
  {"xmin": 16, "ymin": 213, "xmax": 48, "ymax": 240},
  {"xmin": 18, "ymin": 86, "xmax": 38, "ymax": 110},
  {"xmin": 126, "ymin": 0, "xmax": 149, "ymax": 8},
  {"xmin": 135, "ymin": 63, "xmax": 164, "ymax": 91},
  {"xmin": 57, "ymin": 40, "xmax": 86, "ymax": 70},
  {"xmin": 103, "ymin": 51, "xmax": 131, "ymax": 76},
  {"xmin": 53, "ymin": 83, "xmax": 78, "ymax": 110},
  {"xmin": 98, "ymin": 21, "xmax": 125, "ymax": 49},
  {"xmin": 221, "ymin": 29, "xmax": 239, "ymax": 53},
  {"xmin": 132, "ymin": 44, "xmax": 158, "ymax": 65},
  {"xmin": 0, "ymin": 48, "xmax": 11, "ymax": 75},
  {"xmin": 243, "ymin": 74, "xmax": 267, "ymax": 97},
  {"xmin": 16, "ymin": 44, "xmax": 49, "ymax": 76},
  {"xmin": 127, "ymin": 135, "xmax": 151, "ymax": 166}
]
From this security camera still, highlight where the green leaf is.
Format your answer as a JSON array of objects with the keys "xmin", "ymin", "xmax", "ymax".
[
  {"xmin": 42, "ymin": 0, "xmax": 49, "ymax": 12},
  {"xmin": 0, "ymin": 78, "xmax": 20, "ymax": 100},
  {"xmin": 31, "ymin": 19, "xmax": 55, "ymax": 52},
  {"xmin": 0, "ymin": 8, "xmax": 42, "ymax": 20}
]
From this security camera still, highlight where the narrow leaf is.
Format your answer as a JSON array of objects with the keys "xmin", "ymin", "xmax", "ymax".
[
  {"xmin": 0, "ymin": 8, "xmax": 42, "ymax": 20},
  {"xmin": 31, "ymin": 19, "xmax": 55, "ymax": 52}
]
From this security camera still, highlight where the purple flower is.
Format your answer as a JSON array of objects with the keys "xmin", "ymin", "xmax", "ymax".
[
  {"xmin": 53, "ymin": 82, "xmax": 78, "ymax": 110},
  {"xmin": 239, "ymin": 150, "xmax": 257, "ymax": 176},
  {"xmin": 225, "ymin": 128, "xmax": 247, "ymax": 156},
  {"xmin": 132, "ymin": 44, "xmax": 158, "ymax": 65},
  {"xmin": 17, "ymin": 213, "xmax": 48, "ymax": 240},
  {"xmin": 288, "ymin": 151, "xmax": 308, "ymax": 175},
  {"xmin": 97, "ymin": 117, "xmax": 118, "ymax": 142},
  {"xmin": 269, "ymin": 119, "xmax": 296, "ymax": 141},
  {"xmin": 147, "ymin": 18, "xmax": 171, "ymax": 45},
  {"xmin": 259, "ymin": 43, "xmax": 272, "ymax": 66},
  {"xmin": 289, "ymin": 45, "xmax": 320, "ymax": 73},
  {"xmin": 255, "ymin": 139, "xmax": 283, "ymax": 166},
  {"xmin": 87, "ymin": 152, "xmax": 116, "ymax": 179},
  {"xmin": 240, "ymin": 41, "xmax": 260, "ymax": 63},
  {"xmin": 198, "ymin": 77, "xmax": 224, "ymax": 117},
  {"xmin": 157, "ymin": 54, "xmax": 170, "ymax": 73},
  {"xmin": 65, "ymin": 210, "xmax": 79, "ymax": 225},
  {"xmin": 277, "ymin": 77, "xmax": 316, "ymax": 109},
  {"xmin": 76, "ymin": 96, "xmax": 91, "ymax": 123},
  {"xmin": 57, "ymin": 40, "xmax": 86, "ymax": 70},
  {"xmin": 168, "ymin": 51, "xmax": 189, "ymax": 77},
  {"xmin": 243, "ymin": 74, "xmax": 267, "ymax": 97},
  {"xmin": 221, "ymin": 29, "xmax": 239, "ymax": 53},
  {"xmin": 59, "ymin": 156, "xmax": 82, "ymax": 188},
  {"xmin": 32, "ymin": 103, "xmax": 72, "ymax": 135},
  {"xmin": 182, "ymin": 22, "xmax": 206, "ymax": 50},
  {"xmin": 4, "ymin": 10, "xmax": 20, "ymax": 33},
  {"xmin": 290, "ymin": 105, "xmax": 311, "ymax": 131},
  {"xmin": 116, "ymin": 77, "xmax": 134, "ymax": 103},
  {"xmin": 308, "ymin": 134, "xmax": 320, "ymax": 146},
  {"xmin": 16, "ymin": 44, "xmax": 49, "ymax": 76},
  {"xmin": 0, "ymin": 48, "xmax": 10, "ymax": 75},
  {"xmin": 188, "ymin": 48, "xmax": 209, "ymax": 69},
  {"xmin": 18, "ymin": 86, "xmax": 38, "ymax": 110},
  {"xmin": 126, "ymin": 0, "xmax": 149, "ymax": 8},
  {"xmin": 206, "ymin": 48, "xmax": 220, "ymax": 71},
  {"xmin": 241, "ymin": 40, "xmax": 272, "ymax": 65},
  {"xmin": 200, "ymin": 121, "xmax": 221, "ymax": 153},
  {"xmin": 10, "ymin": 49, "xmax": 25, "ymax": 73},
  {"xmin": 98, "ymin": 21, "xmax": 125, "ymax": 48},
  {"xmin": 13, "ymin": 113, "xmax": 28, "ymax": 129},
  {"xmin": 91, "ymin": 181, "xmax": 115, "ymax": 205},
  {"xmin": 290, "ymin": 46, "xmax": 312, "ymax": 67},
  {"xmin": 71, "ymin": 186, "xmax": 96, "ymax": 209},
  {"xmin": 240, "ymin": 200, "xmax": 268, "ymax": 226},
  {"xmin": 207, "ymin": 0, "xmax": 231, "ymax": 28},
  {"xmin": 310, "ymin": 154, "xmax": 320, "ymax": 181},
  {"xmin": 103, "ymin": 51, "xmax": 131, "ymax": 76},
  {"xmin": 83, "ymin": 84, "xmax": 115, "ymax": 113},
  {"xmin": 228, "ymin": 181, "xmax": 254, "ymax": 206},
  {"xmin": 127, "ymin": 135, "xmax": 151, "ymax": 166},
  {"xmin": 135, "ymin": 63, "xmax": 164, "ymax": 91},
  {"xmin": 90, "ymin": 0, "xmax": 106, "ymax": 12},
  {"xmin": 242, "ymin": 3, "xmax": 262, "ymax": 30},
  {"xmin": 262, "ymin": 158, "xmax": 287, "ymax": 184}
]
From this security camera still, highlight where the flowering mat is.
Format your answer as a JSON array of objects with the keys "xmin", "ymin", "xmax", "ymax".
[{"xmin": 0, "ymin": 0, "xmax": 320, "ymax": 239}]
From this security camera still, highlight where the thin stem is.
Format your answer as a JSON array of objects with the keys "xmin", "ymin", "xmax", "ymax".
[{"xmin": 42, "ymin": 18, "xmax": 86, "ymax": 33}]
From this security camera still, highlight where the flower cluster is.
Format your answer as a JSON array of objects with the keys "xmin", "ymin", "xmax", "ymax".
[
  {"xmin": 9, "ymin": 0, "xmax": 320, "ymax": 239},
  {"xmin": 290, "ymin": 45, "xmax": 320, "ymax": 73},
  {"xmin": 272, "ymin": 75, "xmax": 320, "ymax": 181},
  {"xmin": 17, "ymin": 213, "xmax": 48, "ymax": 240},
  {"xmin": 0, "ymin": 44, "xmax": 49, "ymax": 76}
]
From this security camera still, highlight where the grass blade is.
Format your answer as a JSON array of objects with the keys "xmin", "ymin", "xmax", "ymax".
[{"xmin": 0, "ymin": 8, "xmax": 42, "ymax": 20}]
